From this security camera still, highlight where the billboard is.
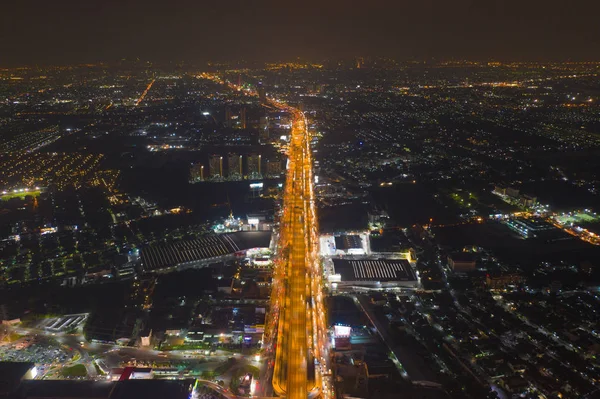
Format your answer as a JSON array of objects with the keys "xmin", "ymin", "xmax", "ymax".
[
  {"xmin": 334, "ymin": 325, "xmax": 351, "ymax": 337},
  {"xmin": 244, "ymin": 324, "xmax": 265, "ymax": 334}
]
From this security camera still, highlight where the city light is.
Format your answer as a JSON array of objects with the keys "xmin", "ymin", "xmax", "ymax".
[{"xmin": 1, "ymin": 51, "xmax": 600, "ymax": 399}]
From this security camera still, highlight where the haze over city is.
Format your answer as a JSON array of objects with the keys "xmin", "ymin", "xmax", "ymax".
[{"xmin": 2, "ymin": 0, "xmax": 600, "ymax": 65}]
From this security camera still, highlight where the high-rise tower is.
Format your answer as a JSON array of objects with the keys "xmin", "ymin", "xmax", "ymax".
[
  {"xmin": 257, "ymin": 82, "xmax": 267, "ymax": 104},
  {"xmin": 189, "ymin": 162, "xmax": 205, "ymax": 183},
  {"xmin": 266, "ymin": 157, "xmax": 282, "ymax": 178},
  {"xmin": 225, "ymin": 107, "xmax": 233, "ymax": 128},
  {"xmin": 247, "ymin": 153, "xmax": 262, "ymax": 180},
  {"xmin": 209, "ymin": 155, "xmax": 223, "ymax": 180},
  {"xmin": 259, "ymin": 116, "xmax": 269, "ymax": 143},
  {"xmin": 228, "ymin": 153, "xmax": 243, "ymax": 181},
  {"xmin": 240, "ymin": 107, "xmax": 247, "ymax": 129}
]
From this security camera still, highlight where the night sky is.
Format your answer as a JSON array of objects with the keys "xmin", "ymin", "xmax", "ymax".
[{"xmin": 1, "ymin": 0, "xmax": 599, "ymax": 65}]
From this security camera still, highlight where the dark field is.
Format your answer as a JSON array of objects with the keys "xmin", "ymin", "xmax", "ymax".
[{"xmin": 434, "ymin": 221, "xmax": 600, "ymax": 267}]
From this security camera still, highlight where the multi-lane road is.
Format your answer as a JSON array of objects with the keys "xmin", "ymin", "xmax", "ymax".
[{"xmin": 264, "ymin": 102, "xmax": 332, "ymax": 399}]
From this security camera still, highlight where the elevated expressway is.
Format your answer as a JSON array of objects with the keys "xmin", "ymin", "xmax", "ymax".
[{"xmin": 263, "ymin": 103, "xmax": 331, "ymax": 399}]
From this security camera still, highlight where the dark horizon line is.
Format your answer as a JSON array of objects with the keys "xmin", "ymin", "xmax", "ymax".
[{"xmin": 3, "ymin": 57, "xmax": 600, "ymax": 70}]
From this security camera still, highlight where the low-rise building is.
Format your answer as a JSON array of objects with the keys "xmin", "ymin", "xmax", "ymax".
[
  {"xmin": 486, "ymin": 273, "xmax": 523, "ymax": 289},
  {"xmin": 329, "ymin": 258, "xmax": 418, "ymax": 289},
  {"xmin": 448, "ymin": 253, "xmax": 476, "ymax": 272}
]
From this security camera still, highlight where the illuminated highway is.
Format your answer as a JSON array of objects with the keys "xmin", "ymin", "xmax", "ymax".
[
  {"xmin": 198, "ymin": 73, "xmax": 332, "ymax": 398},
  {"xmin": 266, "ymin": 102, "xmax": 332, "ymax": 399},
  {"xmin": 135, "ymin": 79, "xmax": 155, "ymax": 106}
]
